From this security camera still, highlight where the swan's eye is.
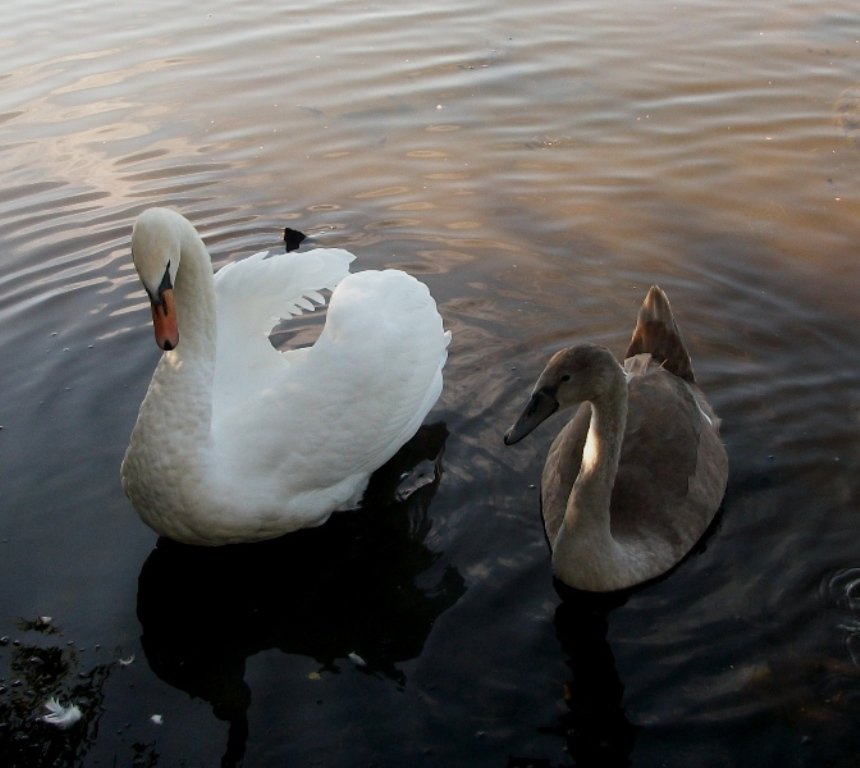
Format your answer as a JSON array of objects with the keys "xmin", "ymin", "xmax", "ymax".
[{"xmin": 560, "ymin": 374, "xmax": 571, "ymax": 383}]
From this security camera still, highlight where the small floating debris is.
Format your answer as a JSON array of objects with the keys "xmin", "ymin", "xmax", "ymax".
[
  {"xmin": 150, "ymin": 713, "xmax": 164, "ymax": 725},
  {"xmin": 17, "ymin": 616, "xmax": 57, "ymax": 634},
  {"xmin": 347, "ymin": 651, "xmax": 367, "ymax": 668},
  {"xmin": 42, "ymin": 697, "xmax": 82, "ymax": 729}
]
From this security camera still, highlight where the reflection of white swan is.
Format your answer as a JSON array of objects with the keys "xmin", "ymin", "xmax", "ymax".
[
  {"xmin": 121, "ymin": 208, "xmax": 450, "ymax": 545},
  {"xmin": 505, "ymin": 286, "xmax": 728, "ymax": 591}
]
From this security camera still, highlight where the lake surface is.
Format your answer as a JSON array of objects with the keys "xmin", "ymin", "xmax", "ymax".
[{"xmin": 1, "ymin": 0, "xmax": 859, "ymax": 765}]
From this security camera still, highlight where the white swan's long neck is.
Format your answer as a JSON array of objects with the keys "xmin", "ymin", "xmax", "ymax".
[
  {"xmin": 170, "ymin": 217, "xmax": 217, "ymax": 364},
  {"xmin": 551, "ymin": 378, "xmax": 629, "ymax": 589},
  {"xmin": 123, "ymin": 216, "xmax": 218, "ymax": 532},
  {"xmin": 147, "ymin": 217, "xmax": 217, "ymax": 442}
]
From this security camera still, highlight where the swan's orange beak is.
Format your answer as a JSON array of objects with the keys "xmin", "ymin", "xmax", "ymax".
[{"xmin": 150, "ymin": 288, "xmax": 179, "ymax": 351}]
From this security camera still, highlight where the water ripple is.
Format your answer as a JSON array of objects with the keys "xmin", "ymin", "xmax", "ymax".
[
  {"xmin": 822, "ymin": 567, "xmax": 860, "ymax": 665},
  {"xmin": 1, "ymin": 0, "xmax": 860, "ymax": 765}
]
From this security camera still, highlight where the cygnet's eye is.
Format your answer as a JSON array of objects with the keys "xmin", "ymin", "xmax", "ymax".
[{"xmin": 560, "ymin": 374, "xmax": 571, "ymax": 383}]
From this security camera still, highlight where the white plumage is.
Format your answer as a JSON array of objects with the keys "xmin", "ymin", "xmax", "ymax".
[{"xmin": 121, "ymin": 208, "xmax": 450, "ymax": 545}]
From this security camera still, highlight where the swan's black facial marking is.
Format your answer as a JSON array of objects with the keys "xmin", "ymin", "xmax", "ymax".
[
  {"xmin": 147, "ymin": 262, "xmax": 173, "ymax": 307},
  {"xmin": 157, "ymin": 262, "xmax": 173, "ymax": 301}
]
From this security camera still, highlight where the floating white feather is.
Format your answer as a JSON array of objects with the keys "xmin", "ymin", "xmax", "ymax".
[{"xmin": 42, "ymin": 697, "xmax": 82, "ymax": 729}]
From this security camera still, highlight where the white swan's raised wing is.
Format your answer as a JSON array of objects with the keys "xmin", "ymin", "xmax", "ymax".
[
  {"xmin": 305, "ymin": 269, "xmax": 450, "ymax": 478},
  {"xmin": 212, "ymin": 247, "xmax": 354, "ymax": 405},
  {"xmin": 214, "ymin": 267, "xmax": 450, "ymax": 526}
]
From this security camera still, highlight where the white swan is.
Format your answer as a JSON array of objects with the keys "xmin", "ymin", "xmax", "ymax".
[
  {"xmin": 121, "ymin": 208, "xmax": 450, "ymax": 545},
  {"xmin": 504, "ymin": 286, "xmax": 728, "ymax": 592}
]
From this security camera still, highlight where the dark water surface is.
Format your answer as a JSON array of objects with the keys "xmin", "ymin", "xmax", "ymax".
[{"xmin": 1, "ymin": 0, "xmax": 859, "ymax": 765}]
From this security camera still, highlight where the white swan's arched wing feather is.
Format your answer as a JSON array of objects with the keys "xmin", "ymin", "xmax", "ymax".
[
  {"xmin": 212, "ymin": 247, "xmax": 355, "ymax": 405},
  {"xmin": 214, "ymin": 268, "xmax": 449, "ymax": 521},
  {"xmin": 307, "ymin": 269, "xmax": 450, "ymax": 476},
  {"xmin": 214, "ymin": 246, "xmax": 353, "ymax": 335}
]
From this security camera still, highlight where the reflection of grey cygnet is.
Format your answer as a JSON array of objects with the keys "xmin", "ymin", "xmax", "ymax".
[{"xmin": 505, "ymin": 286, "xmax": 728, "ymax": 591}]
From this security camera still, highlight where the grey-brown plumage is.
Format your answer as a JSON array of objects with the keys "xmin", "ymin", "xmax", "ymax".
[{"xmin": 504, "ymin": 286, "xmax": 728, "ymax": 592}]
